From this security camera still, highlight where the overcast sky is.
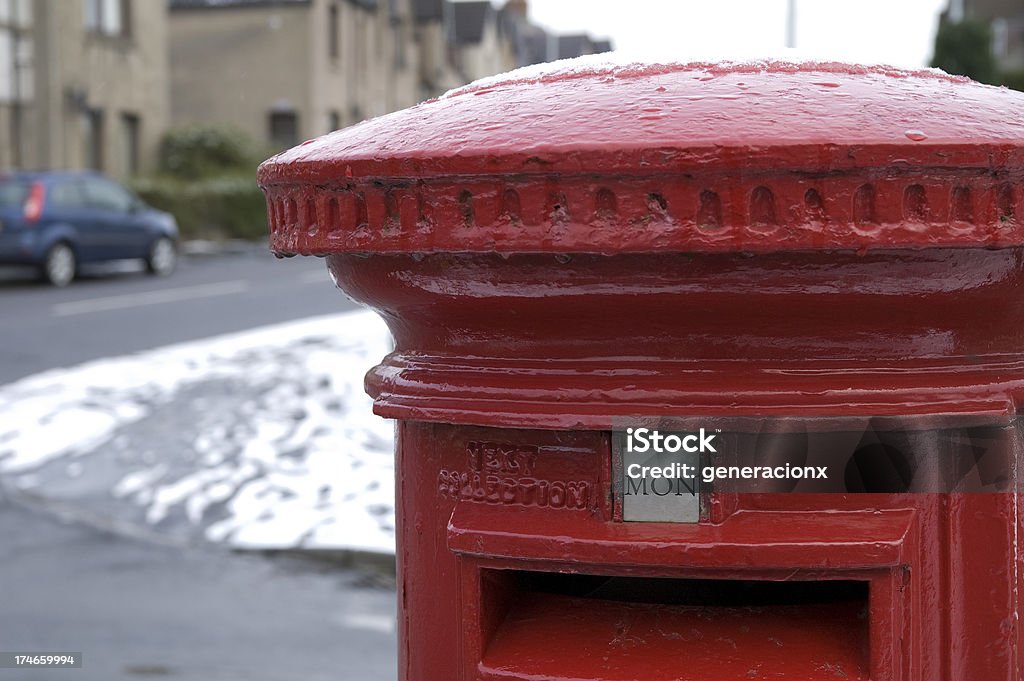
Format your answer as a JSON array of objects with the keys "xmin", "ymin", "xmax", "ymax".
[{"xmin": 521, "ymin": 0, "xmax": 949, "ymax": 69}]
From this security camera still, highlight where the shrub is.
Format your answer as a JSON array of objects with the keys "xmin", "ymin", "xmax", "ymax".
[
  {"xmin": 135, "ymin": 125, "xmax": 272, "ymax": 241},
  {"xmin": 131, "ymin": 174, "xmax": 267, "ymax": 241},
  {"xmin": 1001, "ymin": 69, "xmax": 1024, "ymax": 92},
  {"xmin": 930, "ymin": 18, "xmax": 999, "ymax": 85},
  {"xmin": 158, "ymin": 125, "xmax": 266, "ymax": 179}
]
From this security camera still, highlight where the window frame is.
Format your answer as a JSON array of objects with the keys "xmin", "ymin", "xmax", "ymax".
[
  {"xmin": 120, "ymin": 112, "xmax": 140, "ymax": 176},
  {"xmin": 84, "ymin": 0, "xmax": 131, "ymax": 39},
  {"xmin": 268, "ymin": 110, "xmax": 299, "ymax": 150},
  {"xmin": 328, "ymin": 2, "xmax": 339, "ymax": 61},
  {"xmin": 81, "ymin": 108, "xmax": 104, "ymax": 171}
]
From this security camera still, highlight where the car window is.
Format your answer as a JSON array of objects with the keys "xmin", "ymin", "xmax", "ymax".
[
  {"xmin": 82, "ymin": 178, "xmax": 134, "ymax": 213},
  {"xmin": 0, "ymin": 179, "xmax": 28, "ymax": 207},
  {"xmin": 49, "ymin": 181, "xmax": 87, "ymax": 209}
]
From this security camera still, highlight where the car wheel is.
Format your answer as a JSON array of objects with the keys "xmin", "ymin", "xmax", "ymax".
[
  {"xmin": 146, "ymin": 237, "xmax": 177, "ymax": 276},
  {"xmin": 42, "ymin": 242, "xmax": 75, "ymax": 287}
]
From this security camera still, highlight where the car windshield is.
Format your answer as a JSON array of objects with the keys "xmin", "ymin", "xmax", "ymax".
[{"xmin": 0, "ymin": 179, "xmax": 29, "ymax": 207}]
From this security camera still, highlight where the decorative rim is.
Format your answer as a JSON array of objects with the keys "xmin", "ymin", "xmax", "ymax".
[
  {"xmin": 265, "ymin": 166, "xmax": 1022, "ymax": 255},
  {"xmin": 365, "ymin": 353, "xmax": 1022, "ymax": 429}
]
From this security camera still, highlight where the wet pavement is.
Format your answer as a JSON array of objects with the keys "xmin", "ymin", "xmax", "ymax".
[{"xmin": 0, "ymin": 498, "xmax": 397, "ymax": 681}]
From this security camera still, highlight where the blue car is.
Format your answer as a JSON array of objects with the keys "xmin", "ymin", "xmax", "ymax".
[{"xmin": 0, "ymin": 171, "xmax": 179, "ymax": 287}]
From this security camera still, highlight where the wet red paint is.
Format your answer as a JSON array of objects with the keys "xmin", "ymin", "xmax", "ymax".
[{"xmin": 260, "ymin": 60, "xmax": 1024, "ymax": 680}]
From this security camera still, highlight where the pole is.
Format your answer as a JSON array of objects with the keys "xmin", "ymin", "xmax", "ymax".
[{"xmin": 786, "ymin": 0, "xmax": 796, "ymax": 49}]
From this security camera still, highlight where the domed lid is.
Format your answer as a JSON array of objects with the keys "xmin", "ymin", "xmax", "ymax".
[{"xmin": 258, "ymin": 57, "xmax": 1024, "ymax": 256}]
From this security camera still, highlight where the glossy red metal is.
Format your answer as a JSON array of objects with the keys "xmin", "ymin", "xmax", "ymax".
[{"xmin": 259, "ymin": 59, "xmax": 1024, "ymax": 681}]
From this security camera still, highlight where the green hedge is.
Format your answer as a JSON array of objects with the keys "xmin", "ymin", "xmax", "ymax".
[
  {"xmin": 1002, "ymin": 69, "xmax": 1024, "ymax": 92},
  {"xmin": 159, "ymin": 125, "xmax": 266, "ymax": 179},
  {"xmin": 931, "ymin": 19, "xmax": 999, "ymax": 84},
  {"xmin": 131, "ymin": 174, "xmax": 268, "ymax": 242},
  {"xmin": 129, "ymin": 125, "xmax": 272, "ymax": 242}
]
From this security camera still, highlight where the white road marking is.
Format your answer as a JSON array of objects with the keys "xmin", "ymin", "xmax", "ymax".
[
  {"xmin": 298, "ymin": 269, "xmax": 330, "ymax": 284},
  {"xmin": 52, "ymin": 280, "xmax": 250, "ymax": 317},
  {"xmin": 334, "ymin": 613, "xmax": 396, "ymax": 634}
]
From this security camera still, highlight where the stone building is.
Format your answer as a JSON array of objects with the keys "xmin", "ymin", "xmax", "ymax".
[
  {"xmin": 169, "ymin": 0, "xmax": 462, "ymax": 150},
  {"xmin": 949, "ymin": 0, "xmax": 1024, "ymax": 71},
  {"xmin": 0, "ymin": 0, "xmax": 612, "ymax": 172},
  {"xmin": 447, "ymin": 0, "xmax": 515, "ymax": 83},
  {"xmin": 450, "ymin": 0, "xmax": 612, "ymax": 79},
  {"xmin": 168, "ymin": 0, "xmax": 612, "ymax": 151},
  {"xmin": 0, "ymin": 0, "xmax": 169, "ymax": 177},
  {"xmin": 413, "ymin": 0, "xmax": 462, "ymax": 98}
]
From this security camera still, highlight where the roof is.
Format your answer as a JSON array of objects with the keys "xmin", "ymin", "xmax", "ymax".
[
  {"xmin": 556, "ymin": 34, "xmax": 589, "ymax": 60},
  {"xmin": 498, "ymin": 6, "xmax": 547, "ymax": 66},
  {"xmin": 259, "ymin": 57, "xmax": 1024, "ymax": 256},
  {"xmin": 554, "ymin": 34, "xmax": 613, "ymax": 60},
  {"xmin": 450, "ymin": 1, "xmax": 492, "ymax": 45},
  {"xmin": 516, "ymin": 24, "xmax": 548, "ymax": 66},
  {"xmin": 413, "ymin": 0, "xmax": 443, "ymax": 21}
]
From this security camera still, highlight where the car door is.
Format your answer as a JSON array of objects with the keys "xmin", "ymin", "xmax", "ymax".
[
  {"xmin": 46, "ymin": 179, "xmax": 97, "ymax": 259},
  {"xmin": 80, "ymin": 176, "xmax": 147, "ymax": 260}
]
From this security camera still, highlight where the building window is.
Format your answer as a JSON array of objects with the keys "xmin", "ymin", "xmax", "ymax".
[
  {"xmin": 85, "ymin": 0, "xmax": 130, "ymax": 37},
  {"xmin": 120, "ymin": 112, "xmax": 140, "ymax": 175},
  {"xmin": 81, "ymin": 109, "xmax": 104, "ymax": 170},
  {"xmin": 354, "ymin": 12, "xmax": 365, "ymax": 81},
  {"xmin": 269, "ymin": 111, "xmax": 298, "ymax": 149},
  {"xmin": 993, "ymin": 18, "xmax": 1009, "ymax": 58},
  {"xmin": 393, "ymin": 23, "xmax": 406, "ymax": 69},
  {"xmin": 328, "ymin": 2, "xmax": 339, "ymax": 60},
  {"xmin": 327, "ymin": 110, "xmax": 341, "ymax": 132},
  {"xmin": 0, "ymin": 0, "xmax": 33, "ymax": 167},
  {"xmin": 0, "ymin": 0, "xmax": 33, "ymax": 101},
  {"xmin": 0, "ymin": 0, "xmax": 31, "ymax": 28}
]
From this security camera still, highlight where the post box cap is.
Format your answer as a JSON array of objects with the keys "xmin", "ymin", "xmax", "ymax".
[{"xmin": 259, "ymin": 57, "xmax": 1024, "ymax": 256}]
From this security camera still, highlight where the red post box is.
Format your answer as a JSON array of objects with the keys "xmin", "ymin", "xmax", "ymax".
[{"xmin": 259, "ymin": 60, "xmax": 1024, "ymax": 681}]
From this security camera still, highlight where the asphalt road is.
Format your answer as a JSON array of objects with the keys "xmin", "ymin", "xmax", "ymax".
[
  {"xmin": 0, "ymin": 246, "xmax": 358, "ymax": 384},
  {"xmin": 0, "ymin": 498, "xmax": 397, "ymax": 681},
  {"xmin": 0, "ymin": 245, "xmax": 396, "ymax": 681}
]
